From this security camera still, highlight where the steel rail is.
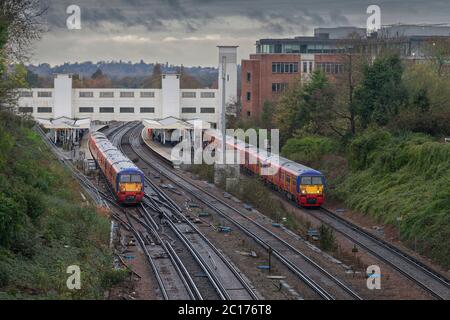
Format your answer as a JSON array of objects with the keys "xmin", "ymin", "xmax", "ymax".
[{"xmin": 128, "ymin": 124, "xmax": 363, "ymax": 300}]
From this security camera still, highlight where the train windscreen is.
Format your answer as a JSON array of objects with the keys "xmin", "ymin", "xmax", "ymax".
[{"xmin": 300, "ymin": 176, "xmax": 323, "ymax": 185}]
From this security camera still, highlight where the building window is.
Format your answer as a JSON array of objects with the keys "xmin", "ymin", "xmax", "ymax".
[
  {"xmin": 99, "ymin": 107, "xmax": 114, "ymax": 113},
  {"xmin": 37, "ymin": 107, "xmax": 52, "ymax": 113},
  {"xmin": 120, "ymin": 91, "xmax": 134, "ymax": 98},
  {"xmin": 140, "ymin": 91, "xmax": 155, "ymax": 98},
  {"xmin": 246, "ymin": 92, "xmax": 251, "ymax": 101},
  {"xmin": 272, "ymin": 62, "xmax": 298, "ymax": 74},
  {"xmin": 200, "ymin": 92, "xmax": 215, "ymax": 98},
  {"xmin": 182, "ymin": 92, "xmax": 196, "ymax": 98},
  {"xmin": 309, "ymin": 61, "xmax": 313, "ymax": 73},
  {"xmin": 182, "ymin": 107, "xmax": 196, "ymax": 113},
  {"xmin": 19, "ymin": 91, "xmax": 33, "ymax": 98},
  {"xmin": 120, "ymin": 107, "xmax": 134, "ymax": 113},
  {"xmin": 18, "ymin": 107, "xmax": 33, "ymax": 113},
  {"xmin": 79, "ymin": 107, "xmax": 94, "ymax": 113},
  {"xmin": 37, "ymin": 91, "xmax": 52, "ymax": 98},
  {"xmin": 79, "ymin": 91, "xmax": 94, "ymax": 98},
  {"xmin": 272, "ymin": 83, "xmax": 288, "ymax": 93},
  {"xmin": 316, "ymin": 63, "xmax": 344, "ymax": 74},
  {"xmin": 200, "ymin": 107, "xmax": 215, "ymax": 113},
  {"xmin": 303, "ymin": 62, "xmax": 308, "ymax": 73},
  {"xmin": 246, "ymin": 72, "xmax": 251, "ymax": 82},
  {"xmin": 140, "ymin": 107, "xmax": 155, "ymax": 113},
  {"xmin": 247, "ymin": 111, "xmax": 251, "ymax": 117},
  {"xmin": 100, "ymin": 92, "xmax": 114, "ymax": 98}
]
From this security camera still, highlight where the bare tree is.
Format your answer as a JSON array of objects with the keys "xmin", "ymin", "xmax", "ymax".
[
  {"xmin": 424, "ymin": 37, "xmax": 450, "ymax": 77},
  {"xmin": 0, "ymin": 0, "xmax": 46, "ymax": 62}
]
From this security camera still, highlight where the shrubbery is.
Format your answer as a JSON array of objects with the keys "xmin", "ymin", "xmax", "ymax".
[{"xmin": 0, "ymin": 111, "xmax": 114, "ymax": 298}]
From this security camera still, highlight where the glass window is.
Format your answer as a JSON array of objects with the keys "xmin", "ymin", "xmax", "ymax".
[
  {"xmin": 79, "ymin": 107, "xmax": 94, "ymax": 113},
  {"xmin": 201, "ymin": 92, "xmax": 215, "ymax": 98},
  {"xmin": 38, "ymin": 91, "xmax": 52, "ymax": 98},
  {"xmin": 120, "ymin": 91, "xmax": 134, "ymax": 98},
  {"xmin": 37, "ymin": 107, "xmax": 52, "ymax": 113},
  {"xmin": 120, "ymin": 107, "xmax": 134, "ymax": 113},
  {"xmin": 301, "ymin": 176, "xmax": 323, "ymax": 185},
  {"xmin": 120, "ymin": 175, "xmax": 131, "ymax": 183},
  {"xmin": 18, "ymin": 107, "xmax": 33, "ymax": 113},
  {"xmin": 19, "ymin": 91, "xmax": 33, "ymax": 98},
  {"xmin": 182, "ymin": 107, "xmax": 196, "ymax": 113},
  {"xmin": 79, "ymin": 91, "xmax": 94, "ymax": 98},
  {"xmin": 100, "ymin": 107, "xmax": 114, "ymax": 113},
  {"xmin": 200, "ymin": 107, "xmax": 215, "ymax": 113},
  {"xmin": 182, "ymin": 92, "xmax": 196, "ymax": 98},
  {"xmin": 246, "ymin": 72, "xmax": 251, "ymax": 82},
  {"xmin": 131, "ymin": 175, "xmax": 142, "ymax": 183},
  {"xmin": 100, "ymin": 92, "xmax": 114, "ymax": 98},
  {"xmin": 140, "ymin": 91, "xmax": 155, "ymax": 98},
  {"xmin": 246, "ymin": 92, "xmax": 251, "ymax": 101},
  {"xmin": 140, "ymin": 107, "xmax": 155, "ymax": 113}
]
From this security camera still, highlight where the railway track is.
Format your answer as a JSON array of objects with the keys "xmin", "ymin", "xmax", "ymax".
[
  {"xmin": 38, "ymin": 123, "xmax": 201, "ymax": 300},
  {"xmin": 308, "ymin": 207, "xmax": 450, "ymax": 300},
  {"xmin": 111, "ymin": 122, "xmax": 258, "ymax": 300},
  {"xmin": 124, "ymin": 123, "xmax": 363, "ymax": 300},
  {"xmin": 125, "ymin": 123, "xmax": 449, "ymax": 300}
]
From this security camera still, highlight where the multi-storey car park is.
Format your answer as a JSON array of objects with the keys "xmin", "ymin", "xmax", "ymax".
[{"xmin": 15, "ymin": 46, "xmax": 239, "ymax": 131}]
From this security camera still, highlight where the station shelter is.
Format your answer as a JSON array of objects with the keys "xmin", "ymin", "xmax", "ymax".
[{"xmin": 36, "ymin": 117, "xmax": 91, "ymax": 150}]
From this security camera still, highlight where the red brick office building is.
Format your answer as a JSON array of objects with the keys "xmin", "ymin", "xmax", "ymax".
[{"xmin": 241, "ymin": 25, "xmax": 450, "ymax": 121}]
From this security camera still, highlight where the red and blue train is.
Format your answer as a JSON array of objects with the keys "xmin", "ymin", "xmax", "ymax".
[
  {"xmin": 89, "ymin": 132, "xmax": 145, "ymax": 204},
  {"xmin": 204, "ymin": 130, "xmax": 325, "ymax": 207}
]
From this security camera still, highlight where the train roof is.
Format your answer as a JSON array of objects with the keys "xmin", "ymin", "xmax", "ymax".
[
  {"xmin": 205, "ymin": 130, "xmax": 324, "ymax": 177},
  {"xmin": 91, "ymin": 132, "xmax": 143, "ymax": 174}
]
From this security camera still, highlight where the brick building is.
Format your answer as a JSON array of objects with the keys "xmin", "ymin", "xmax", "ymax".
[{"xmin": 241, "ymin": 25, "xmax": 450, "ymax": 121}]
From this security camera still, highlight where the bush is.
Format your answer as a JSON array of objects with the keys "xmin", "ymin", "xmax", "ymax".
[
  {"xmin": 0, "ymin": 111, "xmax": 113, "ymax": 298},
  {"xmin": 338, "ymin": 129, "xmax": 450, "ymax": 267},
  {"xmin": 281, "ymin": 136, "xmax": 337, "ymax": 165}
]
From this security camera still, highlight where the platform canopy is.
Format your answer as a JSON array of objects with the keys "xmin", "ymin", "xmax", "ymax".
[
  {"xmin": 143, "ymin": 116, "xmax": 192, "ymax": 130},
  {"xmin": 143, "ymin": 116, "xmax": 213, "ymax": 131},
  {"xmin": 37, "ymin": 117, "xmax": 91, "ymax": 129}
]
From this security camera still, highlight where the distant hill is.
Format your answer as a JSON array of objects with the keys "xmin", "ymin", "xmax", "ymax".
[{"xmin": 25, "ymin": 61, "xmax": 233, "ymax": 89}]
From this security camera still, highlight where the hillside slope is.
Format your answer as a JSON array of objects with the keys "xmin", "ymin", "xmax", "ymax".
[{"xmin": 0, "ymin": 112, "xmax": 116, "ymax": 299}]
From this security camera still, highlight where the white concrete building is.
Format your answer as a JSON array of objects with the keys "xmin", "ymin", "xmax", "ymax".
[{"xmin": 16, "ymin": 47, "xmax": 238, "ymax": 128}]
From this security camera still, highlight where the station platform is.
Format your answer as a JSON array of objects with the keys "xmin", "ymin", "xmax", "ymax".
[{"xmin": 141, "ymin": 128, "xmax": 182, "ymax": 167}]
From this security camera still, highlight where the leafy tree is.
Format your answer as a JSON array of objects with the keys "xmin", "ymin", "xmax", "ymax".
[
  {"xmin": 141, "ymin": 63, "xmax": 162, "ymax": 88},
  {"xmin": 260, "ymin": 100, "xmax": 274, "ymax": 129},
  {"xmin": 353, "ymin": 54, "xmax": 408, "ymax": 128},
  {"xmin": 91, "ymin": 68, "xmax": 104, "ymax": 79},
  {"xmin": 275, "ymin": 70, "xmax": 335, "ymax": 145},
  {"xmin": 424, "ymin": 37, "xmax": 450, "ymax": 77}
]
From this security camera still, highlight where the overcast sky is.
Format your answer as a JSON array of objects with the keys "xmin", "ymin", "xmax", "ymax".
[{"xmin": 32, "ymin": 0, "xmax": 450, "ymax": 66}]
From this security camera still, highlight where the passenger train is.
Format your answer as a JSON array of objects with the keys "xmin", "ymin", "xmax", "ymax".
[
  {"xmin": 89, "ymin": 132, "xmax": 145, "ymax": 204},
  {"xmin": 204, "ymin": 130, "xmax": 325, "ymax": 207}
]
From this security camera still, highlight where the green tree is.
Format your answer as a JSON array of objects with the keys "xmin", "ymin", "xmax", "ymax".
[
  {"xmin": 260, "ymin": 100, "xmax": 274, "ymax": 129},
  {"xmin": 275, "ymin": 70, "xmax": 336, "ymax": 145},
  {"xmin": 353, "ymin": 54, "xmax": 408, "ymax": 128}
]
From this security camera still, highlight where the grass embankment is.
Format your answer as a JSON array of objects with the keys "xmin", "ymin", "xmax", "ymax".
[
  {"xmin": 0, "ymin": 112, "xmax": 121, "ymax": 299},
  {"xmin": 282, "ymin": 128, "xmax": 450, "ymax": 268}
]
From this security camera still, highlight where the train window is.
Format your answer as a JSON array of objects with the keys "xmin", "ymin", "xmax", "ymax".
[
  {"xmin": 120, "ymin": 175, "xmax": 131, "ymax": 183},
  {"xmin": 301, "ymin": 176, "xmax": 323, "ymax": 185},
  {"xmin": 131, "ymin": 175, "xmax": 141, "ymax": 183}
]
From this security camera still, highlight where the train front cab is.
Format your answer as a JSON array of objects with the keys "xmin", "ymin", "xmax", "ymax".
[
  {"xmin": 296, "ymin": 174, "xmax": 325, "ymax": 207},
  {"xmin": 116, "ymin": 170, "xmax": 145, "ymax": 204}
]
